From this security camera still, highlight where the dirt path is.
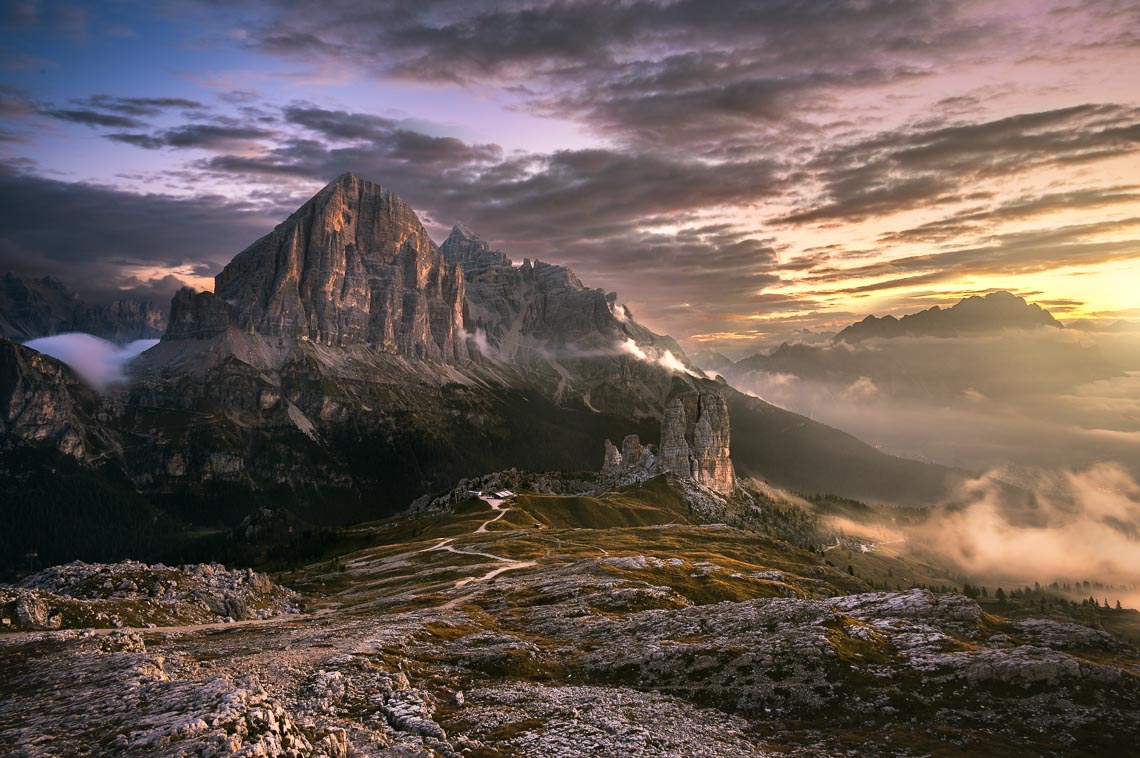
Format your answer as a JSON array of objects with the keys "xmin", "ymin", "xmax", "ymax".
[
  {"xmin": 416, "ymin": 495, "xmax": 539, "ymax": 589},
  {"xmin": 475, "ymin": 497, "xmax": 510, "ymax": 533}
]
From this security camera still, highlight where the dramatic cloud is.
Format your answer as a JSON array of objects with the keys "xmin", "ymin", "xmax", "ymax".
[
  {"xmin": 71, "ymin": 95, "xmax": 204, "ymax": 117},
  {"xmin": 782, "ymin": 105, "xmax": 1140, "ymax": 225},
  {"xmin": 42, "ymin": 108, "xmax": 143, "ymax": 129},
  {"xmin": 912, "ymin": 464, "xmax": 1140, "ymax": 599},
  {"xmin": 0, "ymin": 167, "xmax": 277, "ymax": 304},
  {"xmin": 108, "ymin": 124, "xmax": 278, "ymax": 150}
]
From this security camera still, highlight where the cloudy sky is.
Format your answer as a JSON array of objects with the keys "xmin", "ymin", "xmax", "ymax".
[{"xmin": 2, "ymin": 0, "xmax": 1139, "ymax": 349}]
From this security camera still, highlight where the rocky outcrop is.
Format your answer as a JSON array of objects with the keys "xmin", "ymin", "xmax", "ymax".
[
  {"xmin": 659, "ymin": 391, "xmax": 735, "ymax": 493},
  {"xmin": 3, "ymin": 560, "xmax": 300, "ymax": 629},
  {"xmin": 74, "ymin": 298, "xmax": 167, "ymax": 343},
  {"xmin": 0, "ymin": 338, "xmax": 103, "ymax": 460},
  {"xmin": 212, "ymin": 173, "xmax": 468, "ymax": 361},
  {"xmin": 602, "ymin": 439, "xmax": 623, "ymax": 471},
  {"xmin": 164, "ymin": 287, "xmax": 235, "ymax": 340},
  {"xmin": 601, "ymin": 434, "xmax": 659, "ymax": 477},
  {"xmin": 0, "ymin": 272, "xmax": 166, "ymax": 343}
]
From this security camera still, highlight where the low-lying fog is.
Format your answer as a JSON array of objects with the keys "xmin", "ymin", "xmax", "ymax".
[{"xmin": 718, "ymin": 326, "xmax": 1140, "ymax": 605}]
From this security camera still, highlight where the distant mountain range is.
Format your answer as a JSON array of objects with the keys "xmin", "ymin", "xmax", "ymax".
[
  {"xmin": 1, "ymin": 174, "xmax": 958, "ymax": 567},
  {"xmin": 706, "ymin": 293, "xmax": 1115, "ymax": 404},
  {"xmin": 833, "ymin": 291, "xmax": 1061, "ymax": 343},
  {"xmin": 0, "ymin": 272, "xmax": 166, "ymax": 343}
]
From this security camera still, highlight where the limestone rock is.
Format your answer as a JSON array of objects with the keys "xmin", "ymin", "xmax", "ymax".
[
  {"xmin": 602, "ymin": 439, "xmax": 623, "ymax": 471},
  {"xmin": 164, "ymin": 287, "xmax": 235, "ymax": 340},
  {"xmin": 14, "ymin": 593, "xmax": 61, "ymax": 629},
  {"xmin": 212, "ymin": 173, "xmax": 468, "ymax": 361},
  {"xmin": 0, "ymin": 337, "xmax": 104, "ymax": 460},
  {"xmin": 439, "ymin": 223, "xmax": 510, "ymax": 276},
  {"xmin": 660, "ymin": 391, "xmax": 735, "ymax": 493}
]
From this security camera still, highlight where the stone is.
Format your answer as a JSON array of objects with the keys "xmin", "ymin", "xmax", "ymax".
[
  {"xmin": 212, "ymin": 173, "xmax": 468, "ymax": 361},
  {"xmin": 14, "ymin": 593, "xmax": 60, "ymax": 629},
  {"xmin": 602, "ymin": 439, "xmax": 623, "ymax": 471},
  {"xmin": 0, "ymin": 338, "xmax": 101, "ymax": 460},
  {"xmin": 163, "ymin": 287, "xmax": 235, "ymax": 340},
  {"xmin": 659, "ymin": 391, "xmax": 735, "ymax": 493}
]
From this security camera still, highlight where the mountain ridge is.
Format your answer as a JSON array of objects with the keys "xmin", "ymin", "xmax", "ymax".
[
  {"xmin": 0, "ymin": 272, "xmax": 166, "ymax": 344},
  {"xmin": 834, "ymin": 290, "xmax": 1062, "ymax": 344}
]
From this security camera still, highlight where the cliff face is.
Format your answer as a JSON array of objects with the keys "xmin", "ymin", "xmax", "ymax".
[
  {"xmin": 74, "ymin": 299, "xmax": 167, "ymax": 343},
  {"xmin": 0, "ymin": 338, "xmax": 105, "ymax": 461},
  {"xmin": 164, "ymin": 287, "xmax": 235, "ymax": 341},
  {"xmin": 213, "ymin": 173, "xmax": 467, "ymax": 361},
  {"xmin": 441, "ymin": 223, "xmax": 694, "ymax": 417},
  {"xmin": 659, "ymin": 391, "xmax": 735, "ymax": 494}
]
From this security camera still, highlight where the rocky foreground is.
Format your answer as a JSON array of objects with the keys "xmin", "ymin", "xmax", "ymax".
[
  {"xmin": 1, "ymin": 560, "xmax": 300, "ymax": 631},
  {"xmin": 2, "ymin": 483, "xmax": 1138, "ymax": 757}
]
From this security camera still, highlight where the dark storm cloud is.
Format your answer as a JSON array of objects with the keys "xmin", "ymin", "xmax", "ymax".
[
  {"xmin": 107, "ymin": 124, "xmax": 278, "ymax": 150},
  {"xmin": 42, "ymin": 108, "xmax": 144, "ymax": 128},
  {"xmin": 233, "ymin": 0, "xmax": 991, "ymax": 152},
  {"xmin": 783, "ymin": 105, "xmax": 1140, "ymax": 224},
  {"xmin": 71, "ymin": 95, "xmax": 205, "ymax": 117},
  {"xmin": 0, "ymin": 166, "xmax": 275, "ymax": 304}
]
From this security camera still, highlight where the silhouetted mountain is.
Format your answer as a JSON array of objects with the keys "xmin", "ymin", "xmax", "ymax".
[
  {"xmin": 0, "ymin": 272, "xmax": 166, "ymax": 343},
  {"xmin": 834, "ymin": 291, "xmax": 1061, "ymax": 343}
]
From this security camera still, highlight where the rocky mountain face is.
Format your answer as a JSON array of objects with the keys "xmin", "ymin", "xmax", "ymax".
[
  {"xmin": 834, "ymin": 290, "xmax": 1061, "ymax": 343},
  {"xmin": 0, "ymin": 272, "xmax": 166, "ymax": 343},
  {"xmin": 440, "ymin": 223, "xmax": 692, "ymax": 415},
  {"xmin": 0, "ymin": 338, "xmax": 109, "ymax": 462},
  {"xmin": 212, "ymin": 173, "xmax": 467, "ymax": 361}
]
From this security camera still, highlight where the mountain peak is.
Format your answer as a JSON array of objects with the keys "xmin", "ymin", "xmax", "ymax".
[
  {"xmin": 441, "ymin": 222, "xmax": 509, "ymax": 273},
  {"xmin": 448, "ymin": 222, "xmax": 479, "ymax": 241},
  {"xmin": 835, "ymin": 291, "xmax": 1061, "ymax": 343},
  {"xmin": 198, "ymin": 176, "xmax": 468, "ymax": 360}
]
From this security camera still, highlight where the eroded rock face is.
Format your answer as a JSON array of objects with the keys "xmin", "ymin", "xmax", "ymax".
[
  {"xmin": 164, "ymin": 287, "xmax": 235, "ymax": 340},
  {"xmin": 0, "ymin": 338, "xmax": 102, "ymax": 460},
  {"xmin": 440, "ymin": 224, "xmax": 509, "ymax": 276},
  {"xmin": 212, "ymin": 173, "xmax": 468, "ymax": 361},
  {"xmin": 660, "ymin": 391, "xmax": 735, "ymax": 493},
  {"xmin": 602, "ymin": 434, "xmax": 659, "ymax": 479},
  {"xmin": 602, "ymin": 439, "xmax": 623, "ymax": 471}
]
